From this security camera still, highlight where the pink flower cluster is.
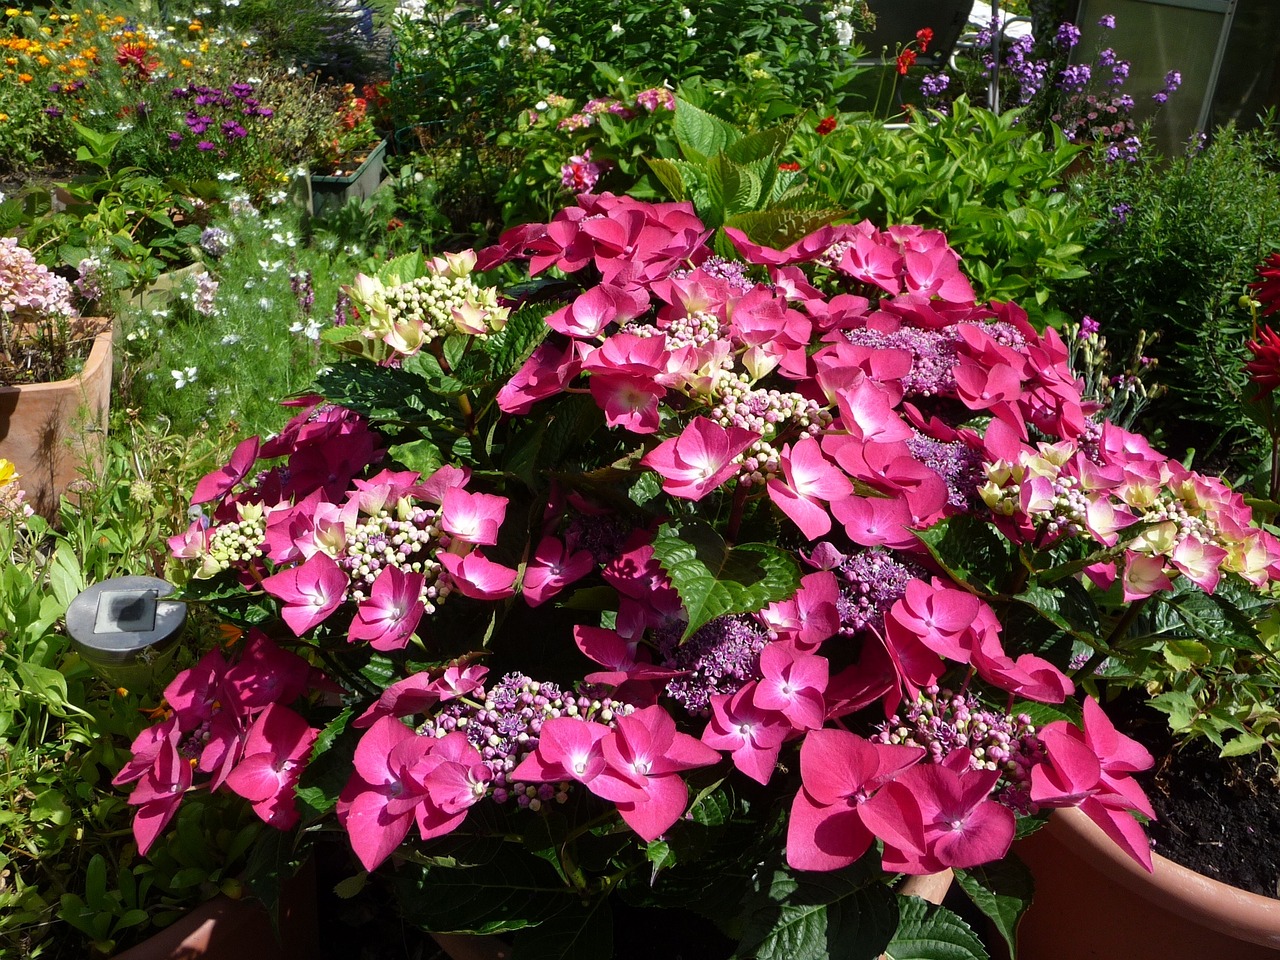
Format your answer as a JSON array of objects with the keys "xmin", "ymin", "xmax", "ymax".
[
  {"xmin": 560, "ymin": 148, "xmax": 603, "ymax": 192},
  {"xmin": 169, "ymin": 403, "xmax": 534, "ymax": 646},
  {"xmin": 555, "ymin": 87, "xmax": 673, "ymax": 132},
  {"xmin": 115, "ymin": 632, "xmax": 321, "ymax": 854},
  {"xmin": 0, "ymin": 237, "xmax": 76, "ymax": 322},
  {"xmin": 141, "ymin": 194, "xmax": 1280, "ymax": 884}
]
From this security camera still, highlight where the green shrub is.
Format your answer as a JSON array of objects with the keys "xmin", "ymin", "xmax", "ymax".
[
  {"xmin": 798, "ymin": 99, "xmax": 1093, "ymax": 324},
  {"xmin": 1060, "ymin": 123, "xmax": 1280, "ymax": 474}
]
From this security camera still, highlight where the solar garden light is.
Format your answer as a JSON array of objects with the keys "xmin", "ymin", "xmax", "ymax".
[{"xmin": 65, "ymin": 576, "xmax": 186, "ymax": 689}]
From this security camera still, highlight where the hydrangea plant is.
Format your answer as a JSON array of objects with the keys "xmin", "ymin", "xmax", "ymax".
[{"xmin": 125, "ymin": 195, "xmax": 1280, "ymax": 960}]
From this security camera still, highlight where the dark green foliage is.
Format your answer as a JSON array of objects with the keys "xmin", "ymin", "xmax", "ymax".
[{"xmin": 1061, "ymin": 123, "xmax": 1280, "ymax": 473}]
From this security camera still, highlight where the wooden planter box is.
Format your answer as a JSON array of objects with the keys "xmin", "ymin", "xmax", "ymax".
[
  {"xmin": 0, "ymin": 324, "xmax": 113, "ymax": 517},
  {"xmin": 306, "ymin": 140, "xmax": 388, "ymax": 217}
]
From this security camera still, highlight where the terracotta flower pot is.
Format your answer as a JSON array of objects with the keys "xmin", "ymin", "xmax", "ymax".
[
  {"xmin": 113, "ymin": 863, "xmax": 318, "ymax": 960},
  {"xmin": 1013, "ymin": 807, "xmax": 1280, "ymax": 959},
  {"xmin": 0, "ymin": 324, "xmax": 113, "ymax": 516}
]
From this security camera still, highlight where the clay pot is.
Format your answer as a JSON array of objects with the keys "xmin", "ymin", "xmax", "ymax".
[
  {"xmin": 1014, "ymin": 806, "xmax": 1280, "ymax": 959},
  {"xmin": 0, "ymin": 324, "xmax": 112, "ymax": 516},
  {"xmin": 113, "ymin": 863, "xmax": 318, "ymax": 960}
]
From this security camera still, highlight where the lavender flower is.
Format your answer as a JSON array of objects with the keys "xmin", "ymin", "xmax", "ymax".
[
  {"xmin": 832, "ymin": 549, "xmax": 921, "ymax": 636},
  {"xmin": 1098, "ymin": 14, "xmax": 1116, "ymax": 28},
  {"xmin": 920, "ymin": 72, "xmax": 951, "ymax": 100},
  {"xmin": 1054, "ymin": 22, "xmax": 1082, "ymax": 50},
  {"xmin": 191, "ymin": 273, "xmax": 220, "ymax": 316},
  {"xmin": 421, "ymin": 672, "xmax": 635, "ymax": 807},
  {"xmin": 1058, "ymin": 64, "xmax": 1092, "ymax": 93},
  {"xmin": 200, "ymin": 226, "xmax": 232, "ymax": 258},
  {"xmin": 290, "ymin": 270, "xmax": 315, "ymax": 316},
  {"xmin": 873, "ymin": 686, "xmax": 1045, "ymax": 812},
  {"xmin": 74, "ymin": 257, "xmax": 104, "ymax": 303},
  {"xmin": 657, "ymin": 614, "xmax": 769, "ymax": 715}
]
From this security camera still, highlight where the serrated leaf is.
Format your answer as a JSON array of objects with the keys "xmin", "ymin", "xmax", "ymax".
[
  {"xmin": 673, "ymin": 97, "xmax": 739, "ymax": 160},
  {"xmin": 913, "ymin": 516, "xmax": 1010, "ymax": 595},
  {"xmin": 389, "ymin": 438, "xmax": 444, "ymax": 477},
  {"xmin": 734, "ymin": 861, "xmax": 898, "ymax": 960},
  {"xmin": 1220, "ymin": 732, "xmax": 1266, "ymax": 757},
  {"xmin": 310, "ymin": 707, "xmax": 353, "ymax": 761},
  {"xmin": 483, "ymin": 303, "xmax": 553, "ymax": 379},
  {"xmin": 651, "ymin": 518, "xmax": 801, "ymax": 640},
  {"xmin": 1162, "ymin": 639, "xmax": 1211, "ymax": 672},
  {"xmin": 724, "ymin": 207, "xmax": 847, "ymax": 251},
  {"xmin": 333, "ymin": 873, "xmax": 369, "ymax": 899},
  {"xmin": 883, "ymin": 897, "xmax": 988, "ymax": 960},
  {"xmin": 953, "ymin": 858, "xmax": 1034, "ymax": 958},
  {"xmin": 628, "ymin": 472, "xmax": 662, "ymax": 506},
  {"xmin": 647, "ymin": 157, "xmax": 690, "ymax": 202},
  {"xmin": 394, "ymin": 854, "xmax": 578, "ymax": 935}
]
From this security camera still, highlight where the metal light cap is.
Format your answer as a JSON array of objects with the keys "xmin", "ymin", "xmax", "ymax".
[{"xmin": 65, "ymin": 575, "xmax": 187, "ymax": 670}]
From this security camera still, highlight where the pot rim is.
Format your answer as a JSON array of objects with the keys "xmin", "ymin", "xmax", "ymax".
[
  {"xmin": 0, "ymin": 324, "xmax": 112, "ymax": 397},
  {"xmin": 1048, "ymin": 806, "xmax": 1280, "ymax": 947}
]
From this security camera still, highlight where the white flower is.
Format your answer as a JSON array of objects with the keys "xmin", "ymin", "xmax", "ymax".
[
  {"xmin": 268, "ymin": 190, "xmax": 288, "ymax": 205},
  {"xmin": 171, "ymin": 367, "xmax": 198, "ymax": 389},
  {"xmin": 497, "ymin": 34, "xmax": 509, "ymax": 48},
  {"xmin": 258, "ymin": 296, "xmax": 275, "ymax": 310},
  {"xmin": 220, "ymin": 333, "xmax": 242, "ymax": 346},
  {"xmin": 535, "ymin": 35, "xmax": 551, "ymax": 49},
  {"xmin": 686, "ymin": 26, "xmax": 696, "ymax": 36},
  {"xmin": 610, "ymin": 23, "xmax": 623, "ymax": 34},
  {"xmin": 680, "ymin": 6, "xmax": 691, "ymax": 18},
  {"xmin": 535, "ymin": 100, "xmax": 549, "ymax": 111},
  {"xmin": 216, "ymin": 171, "xmax": 240, "ymax": 181},
  {"xmin": 115, "ymin": 122, "xmax": 133, "ymax": 132},
  {"xmin": 413, "ymin": 172, "xmax": 424, "ymax": 183},
  {"xmin": 290, "ymin": 319, "xmax": 323, "ymax": 341},
  {"xmin": 224, "ymin": 0, "xmax": 240, "ymax": 6}
]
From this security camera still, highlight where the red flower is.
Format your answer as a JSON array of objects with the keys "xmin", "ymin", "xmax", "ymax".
[
  {"xmin": 778, "ymin": 161, "xmax": 801, "ymax": 172},
  {"xmin": 1250, "ymin": 252, "xmax": 1280, "ymax": 317},
  {"xmin": 815, "ymin": 115, "xmax": 837, "ymax": 136},
  {"xmin": 916, "ymin": 27, "xmax": 934, "ymax": 53},
  {"xmin": 1246, "ymin": 325, "xmax": 1280, "ymax": 396},
  {"xmin": 897, "ymin": 49, "xmax": 918, "ymax": 75}
]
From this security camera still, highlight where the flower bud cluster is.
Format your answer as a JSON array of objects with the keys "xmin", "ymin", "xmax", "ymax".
[
  {"xmin": 420, "ymin": 673, "xmax": 635, "ymax": 808},
  {"xmin": 655, "ymin": 614, "xmax": 769, "ymax": 715},
  {"xmin": 834, "ymin": 548, "xmax": 921, "ymax": 635},
  {"xmin": 874, "ymin": 686, "xmax": 1044, "ymax": 812},
  {"xmin": 341, "ymin": 504, "xmax": 450, "ymax": 609},
  {"xmin": 710, "ymin": 372, "xmax": 830, "ymax": 442},
  {"xmin": 203, "ymin": 508, "xmax": 267, "ymax": 574}
]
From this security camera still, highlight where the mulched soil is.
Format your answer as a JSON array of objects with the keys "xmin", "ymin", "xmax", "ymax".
[{"xmin": 1123, "ymin": 698, "xmax": 1280, "ymax": 898}]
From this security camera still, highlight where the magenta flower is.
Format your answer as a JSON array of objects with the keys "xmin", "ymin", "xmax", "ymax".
[
  {"xmin": 1031, "ymin": 697, "xmax": 1156, "ymax": 871},
  {"xmin": 641, "ymin": 417, "xmax": 758, "ymax": 501},
  {"xmin": 868, "ymin": 757, "xmax": 1015, "ymax": 874},
  {"xmin": 601, "ymin": 706, "xmax": 722, "ymax": 841},
  {"xmin": 522, "ymin": 535, "xmax": 595, "ymax": 606},
  {"xmin": 701, "ymin": 686, "xmax": 790, "ymax": 785},
  {"xmin": 766, "ymin": 437, "xmax": 852, "ymax": 540},
  {"xmin": 348, "ymin": 566, "xmax": 426, "ymax": 651},
  {"xmin": 339, "ymin": 717, "xmax": 436, "ymax": 871},
  {"xmin": 438, "ymin": 550, "xmax": 518, "ymax": 599},
  {"xmin": 752, "ymin": 643, "xmax": 829, "ymax": 731},
  {"xmin": 511, "ymin": 717, "xmax": 647, "ymax": 803},
  {"xmin": 590, "ymin": 374, "xmax": 665, "ymax": 433},
  {"xmin": 191, "ymin": 435, "xmax": 259, "ymax": 504},
  {"xmin": 222, "ymin": 631, "xmax": 313, "ymax": 710},
  {"xmin": 126, "ymin": 733, "xmax": 193, "ymax": 856},
  {"xmin": 224, "ymin": 704, "xmax": 318, "ymax": 829},
  {"xmin": 261, "ymin": 552, "xmax": 349, "ymax": 635},
  {"xmin": 785, "ymin": 728, "xmax": 923, "ymax": 872},
  {"xmin": 439, "ymin": 488, "xmax": 508, "ymax": 546}
]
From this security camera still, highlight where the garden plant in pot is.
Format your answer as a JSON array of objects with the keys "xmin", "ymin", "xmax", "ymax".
[
  {"xmin": 0, "ymin": 237, "xmax": 112, "ymax": 516},
  {"xmin": 117, "ymin": 193, "xmax": 1280, "ymax": 960},
  {"xmin": 1011, "ymin": 259, "xmax": 1280, "ymax": 960}
]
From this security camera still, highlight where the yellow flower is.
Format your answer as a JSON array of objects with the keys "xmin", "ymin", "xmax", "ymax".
[
  {"xmin": 0, "ymin": 459, "xmax": 18, "ymax": 487},
  {"xmin": 180, "ymin": 57, "xmax": 192, "ymax": 67},
  {"xmin": 4, "ymin": 9, "xmax": 20, "ymax": 17},
  {"xmin": 0, "ymin": 114, "xmax": 9, "ymax": 122}
]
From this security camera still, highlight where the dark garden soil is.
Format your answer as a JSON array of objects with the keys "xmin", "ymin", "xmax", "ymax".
[{"xmin": 1121, "ymin": 698, "xmax": 1280, "ymax": 898}]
